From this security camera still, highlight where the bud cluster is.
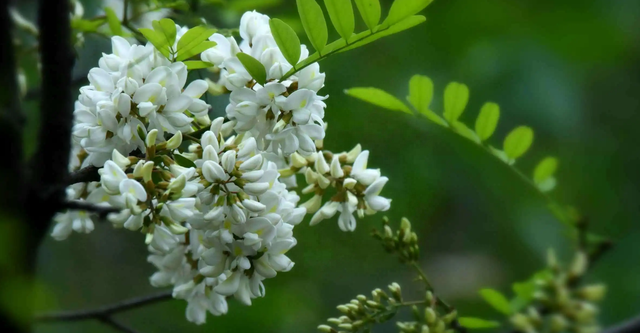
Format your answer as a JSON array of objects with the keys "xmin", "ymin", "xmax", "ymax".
[
  {"xmin": 372, "ymin": 217, "xmax": 420, "ymax": 263},
  {"xmin": 318, "ymin": 286, "xmax": 459, "ymax": 333},
  {"xmin": 510, "ymin": 250, "xmax": 606, "ymax": 333}
]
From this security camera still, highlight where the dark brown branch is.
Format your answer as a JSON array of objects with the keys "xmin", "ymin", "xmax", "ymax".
[
  {"xmin": 62, "ymin": 200, "xmax": 122, "ymax": 218},
  {"xmin": 24, "ymin": 76, "xmax": 87, "ymax": 101},
  {"xmin": 98, "ymin": 317, "xmax": 141, "ymax": 333},
  {"xmin": 36, "ymin": 291, "xmax": 173, "ymax": 322},
  {"xmin": 66, "ymin": 166, "xmax": 101, "ymax": 185},
  {"xmin": 603, "ymin": 314, "xmax": 640, "ymax": 333},
  {"xmin": 28, "ymin": 0, "xmax": 75, "ymax": 241}
]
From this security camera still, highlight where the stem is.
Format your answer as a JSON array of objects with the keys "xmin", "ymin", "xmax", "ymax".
[
  {"xmin": 603, "ymin": 314, "xmax": 640, "ymax": 333},
  {"xmin": 98, "ymin": 317, "xmax": 140, "ymax": 333},
  {"xmin": 62, "ymin": 200, "xmax": 122, "ymax": 218},
  {"xmin": 122, "ymin": 0, "xmax": 130, "ymax": 24},
  {"xmin": 411, "ymin": 262, "xmax": 454, "ymax": 312},
  {"xmin": 279, "ymin": 23, "xmax": 409, "ymax": 82},
  {"xmin": 36, "ymin": 291, "xmax": 173, "ymax": 322}
]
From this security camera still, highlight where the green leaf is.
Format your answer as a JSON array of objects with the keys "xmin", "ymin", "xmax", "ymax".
[
  {"xmin": 533, "ymin": 157, "xmax": 558, "ymax": 183},
  {"xmin": 176, "ymin": 26, "xmax": 217, "ymax": 61},
  {"xmin": 154, "ymin": 18, "xmax": 177, "ymax": 49},
  {"xmin": 475, "ymin": 102, "xmax": 500, "ymax": 141},
  {"xmin": 71, "ymin": 18, "xmax": 107, "ymax": 33},
  {"xmin": 339, "ymin": 15, "xmax": 426, "ymax": 53},
  {"xmin": 503, "ymin": 126, "xmax": 534, "ymax": 160},
  {"xmin": 382, "ymin": 0, "xmax": 433, "ymax": 28},
  {"xmin": 324, "ymin": 0, "xmax": 355, "ymax": 42},
  {"xmin": 354, "ymin": 0, "xmax": 381, "ymax": 30},
  {"xmin": 269, "ymin": 19, "xmax": 302, "ymax": 66},
  {"xmin": 408, "ymin": 75, "xmax": 433, "ymax": 114},
  {"xmin": 139, "ymin": 28, "xmax": 172, "ymax": 59},
  {"xmin": 177, "ymin": 41, "xmax": 217, "ymax": 62},
  {"xmin": 479, "ymin": 288, "xmax": 511, "ymax": 315},
  {"xmin": 346, "ymin": 88, "xmax": 412, "ymax": 114},
  {"xmin": 408, "ymin": 75, "xmax": 447, "ymax": 126},
  {"xmin": 296, "ymin": 0, "xmax": 328, "ymax": 54},
  {"xmin": 443, "ymin": 82, "xmax": 469, "ymax": 124},
  {"xmin": 184, "ymin": 60, "xmax": 215, "ymax": 70},
  {"xmin": 104, "ymin": 7, "xmax": 123, "ymax": 36},
  {"xmin": 227, "ymin": 0, "xmax": 283, "ymax": 11},
  {"xmin": 174, "ymin": 154, "xmax": 196, "ymax": 168},
  {"xmin": 458, "ymin": 317, "xmax": 501, "ymax": 329},
  {"xmin": 236, "ymin": 53, "xmax": 267, "ymax": 85}
]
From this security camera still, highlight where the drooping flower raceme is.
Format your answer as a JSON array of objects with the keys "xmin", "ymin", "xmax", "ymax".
[{"xmin": 52, "ymin": 10, "xmax": 391, "ymax": 325}]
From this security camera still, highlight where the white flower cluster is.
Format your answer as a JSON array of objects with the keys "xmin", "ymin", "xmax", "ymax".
[
  {"xmin": 202, "ymin": 11, "xmax": 327, "ymax": 156},
  {"xmin": 73, "ymin": 29, "xmax": 210, "ymax": 167},
  {"xmin": 52, "ymin": 10, "xmax": 391, "ymax": 325}
]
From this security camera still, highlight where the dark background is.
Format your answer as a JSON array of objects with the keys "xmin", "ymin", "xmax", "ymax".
[{"xmin": 11, "ymin": 0, "xmax": 640, "ymax": 332}]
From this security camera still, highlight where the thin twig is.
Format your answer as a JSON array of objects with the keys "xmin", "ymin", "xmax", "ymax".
[
  {"xmin": 36, "ymin": 291, "xmax": 173, "ymax": 322},
  {"xmin": 65, "ymin": 166, "xmax": 101, "ymax": 186},
  {"xmin": 62, "ymin": 200, "xmax": 121, "ymax": 218},
  {"xmin": 603, "ymin": 314, "xmax": 640, "ymax": 333},
  {"xmin": 98, "ymin": 316, "xmax": 141, "ymax": 333}
]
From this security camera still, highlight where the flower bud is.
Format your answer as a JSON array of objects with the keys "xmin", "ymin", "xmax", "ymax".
[
  {"xmin": 570, "ymin": 251, "xmax": 589, "ymax": 277},
  {"xmin": 278, "ymin": 168, "xmax": 295, "ymax": 177},
  {"xmin": 166, "ymin": 131, "xmax": 183, "ymax": 149},
  {"xmin": 346, "ymin": 144, "xmax": 362, "ymax": 163},
  {"xmin": 142, "ymin": 161, "xmax": 154, "ymax": 183},
  {"xmin": 578, "ymin": 284, "xmax": 607, "ymax": 301},
  {"xmin": 300, "ymin": 195, "xmax": 322, "ymax": 214},
  {"xmin": 315, "ymin": 153, "xmax": 330, "ymax": 174},
  {"xmin": 330, "ymin": 156, "xmax": 344, "ymax": 178},
  {"xmin": 146, "ymin": 129, "xmax": 158, "ymax": 147},
  {"xmin": 425, "ymin": 307, "xmax": 437, "ymax": 325},
  {"xmin": 317, "ymin": 325, "xmax": 333, "ymax": 333},
  {"xmin": 167, "ymin": 174, "xmax": 186, "ymax": 194},
  {"xmin": 112, "ymin": 149, "xmax": 131, "ymax": 168},
  {"xmin": 291, "ymin": 152, "xmax": 308, "ymax": 168}
]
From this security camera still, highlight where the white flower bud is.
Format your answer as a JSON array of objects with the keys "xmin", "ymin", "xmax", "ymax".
[
  {"xmin": 111, "ymin": 150, "xmax": 131, "ymax": 168},
  {"xmin": 146, "ymin": 129, "xmax": 158, "ymax": 148},
  {"xmin": 166, "ymin": 131, "xmax": 183, "ymax": 149},
  {"xmin": 210, "ymin": 117, "xmax": 225, "ymax": 136},
  {"xmin": 330, "ymin": 156, "xmax": 344, "ymax": 178},
  {"xmin": 273, "ymin": 119, "xmax": 287, "ymax": 133},
  {"xmin": 291, "ymin": 152, "xmax": 308, "ymax": 168},
  {"xmin": 305, "ymin": 168, "xmax": 318, "ymax": 184},
  {"xmin": 168, "ymin": 174, "xmax": 186, "ymax": 193},
  {"xmin": 314, "ymin": 153, "xmax": 330, "ymax": 174},
  {"xmin": 343, "ymin": 178, "xmax": 357, "ymax": 189},
  {"xmin": 300, "ymin": 195, "xmax": 322, "ymax": 214},
  {"xmin": 278, "ymin": 168, "xmax": 295, "ymax": 177},
  {"xmin": 346, "ymin": 144, "xmax": 362, "ymax": 163},
  {"xmin": 142, "ymin": 161, "xmax": 154, "ymax": 183},
  {"xmin": 221, "ymin": 150, "xmax": 237, "ymax": 173}
]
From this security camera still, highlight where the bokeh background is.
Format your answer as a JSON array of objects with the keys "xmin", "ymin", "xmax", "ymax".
[{"xmin": 12, "ymin": 0, "xmax": 640, "ymax": 332}]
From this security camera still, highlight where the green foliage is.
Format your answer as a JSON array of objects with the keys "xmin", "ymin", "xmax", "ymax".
[
  {"xmin": 503, "ymin": 126, "xmax": 534, "ymax": 160},
  {"xmin": 354, "ymin": 0, "xmax": 381, "ymax": 31},
  {"xmin": 104, "ymin": 7, "xmax": 123, "ymax": 36},
  {"xmin": 184, "ymin": 60, "xmax": 215, "ymax": 70},
  {"xmin": 71, "ymin": 18, "xmax": 106, "ymax": 33},
  {"xmin": 475, "ymin": 103, "xmax": 500, "ymax": 141},
  {"xmin": 383, "ymin": 0, "xmax": 433, "ymax": 28},
  {"xmin": 236, "ymin": 53, "xmax": 267, "ymax": 85},
  {"xmin": 533, "ymin": 157, "xmax": 558, "ymax": 192},
  {"xmin": 269, "ymin": 19, "xmax": 302, "ymax": 67},
  {"xmin": 408, "ymin": 75, "xmax": 447, "ymax": 126},
  {"xmin": 176, "ymin": 26, "xmax": 217, "ymax": 61},
  {"xmin": 296, "ymin": 0, "xmax": 328, "ymax": 54},
  {"xmin": 345, "ymin": 88, "xmax": 412, "ymax": 114},
  {"xmin": 443, "ymin": 82, "xmax": 469, "ymax": 124},
  {"xmin": 140, "ymin": 19, "xmax": 216, "ymax": 64},
  {"xmin": 457, "ymin": 317, "xmax": 501, "ymax": 329},
  {"xmin": 478, "ymin": 288, "xmax": 511, "ymax": 315},
  {"xmin": 174, "ymin": 154, "xmax": 196, "ymax": 168},
  {"xmin": 279, "ymin": 0, "xmax": 430, "ymax": 81},
  {"xmin": 324, "ymin": 0, "xmax": 355, "ymax": 42}
]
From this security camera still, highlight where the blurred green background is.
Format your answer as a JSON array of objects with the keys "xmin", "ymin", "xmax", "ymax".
[{"xmin": 14, "ymin": 0, "xmax": 640, "ymax": 332}]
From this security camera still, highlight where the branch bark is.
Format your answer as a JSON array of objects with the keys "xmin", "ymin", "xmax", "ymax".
[
  {"xmin": 62, "ymin": 200, "xmax": 122, "ymax": 218},
  {"xmin": 36, "ymin": 291, "xmax": 173, "ymax": 322},
  {"xmin": 66, "ymin": 166, "xmax": 101, "ymax": 185},
  {"xmin": 602, "ymin": 315, "xmax": 640, "ymax": 333}
]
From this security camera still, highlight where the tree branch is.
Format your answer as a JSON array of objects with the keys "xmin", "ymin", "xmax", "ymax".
[
  {"xmin": 66, "ymin": 166, "xmax": 101, "ymax": 186},
  {"xmin": 36, "ymin": 291, "xmax": 174, "ymax": 322},
  {"xmin": 603, "ymin": 314, "xmax": 640, "ymax": 333},
  {"xmin": 62, "ymin": 200, "xmax": 122, "ymax": 218}
]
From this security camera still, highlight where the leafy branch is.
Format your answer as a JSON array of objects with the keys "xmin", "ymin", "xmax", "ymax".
[
  {"xmin": 269, "ymin": 0, "xmax": 432, "ymax": 82},
  {"xmin": 345, "ymin": 75, "xmax": 590, "ymax": 231}
]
